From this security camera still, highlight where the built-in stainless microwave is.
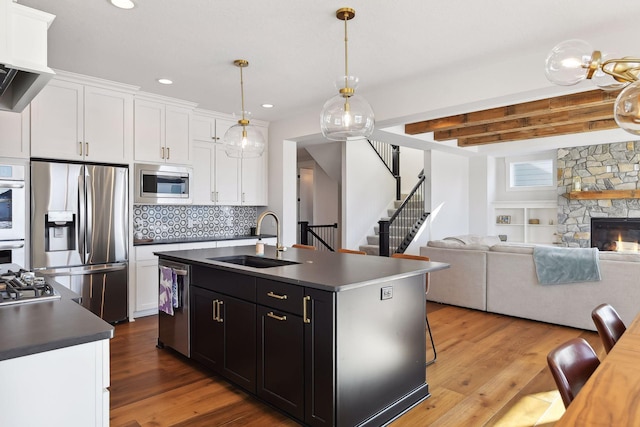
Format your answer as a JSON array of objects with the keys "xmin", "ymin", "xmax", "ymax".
[{"xmin": 134, "ymin": 164, "xmax": 192, "ymax": 204}]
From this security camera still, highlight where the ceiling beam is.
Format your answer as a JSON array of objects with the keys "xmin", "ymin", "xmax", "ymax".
[
  {"xmin": 456, "ymin": 118, "xmax": 619, "ymax": 146},
  {"xmin": 404, "ymin": 89, "xmax": 622, "ymax": 146}
]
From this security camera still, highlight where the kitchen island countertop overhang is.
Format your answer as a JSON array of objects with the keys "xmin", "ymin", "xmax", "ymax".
[{"xmin": 155, "ymin": 244, "xmax": 449, "ymax": 292}]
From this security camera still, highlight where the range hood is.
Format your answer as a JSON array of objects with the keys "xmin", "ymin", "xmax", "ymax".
[{"xmin": 0, "ymin": 0, "xmax": 55, "ymax": 112}]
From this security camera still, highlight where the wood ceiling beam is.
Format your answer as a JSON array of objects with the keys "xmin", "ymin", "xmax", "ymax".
[
  {"xmin": 433, "ymin": 103, "xmax": 615, "ymax": 141},
  {"xmin": 404, "ymin": 89, "xmax": 620, "ymax": 136},
  {"xmin": 456, "ymin": 118, "xmax": 619, "ymax": 146}
]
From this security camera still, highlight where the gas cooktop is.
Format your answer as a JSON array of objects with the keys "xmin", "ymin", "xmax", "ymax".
[{"xmin": 0, "ymin": 267, "xmax": 60, "ymax": 307}]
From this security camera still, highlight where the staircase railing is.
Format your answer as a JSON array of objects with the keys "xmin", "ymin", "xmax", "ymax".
[
  {"xmin": 299, "ymin": 221, "xmax": 337, "ymax": 251},
  {"xmin": 368, "ymin": 139, "xmax": 401, "ymax": 200},
  {"xmin": 378, "ymin": 171, "xmax": 428, "ymax": 256}
]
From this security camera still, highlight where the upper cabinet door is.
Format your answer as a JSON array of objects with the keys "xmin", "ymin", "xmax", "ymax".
[
  {"xmin": 164, "ymin": 105, "xmax": 191, "ymax": 165},
  {"xmin": 241, "ymin": 125, "xmax": 268, "ymax": 206},
  {"xmin": 134, "ymin": 99, "xmax": 165, "ymax": 163},
  {"xmin": 134, "ymin": 100, "xmax": 192, "ymax": 165},
  {"xmin": 0, "ymin": 107, "xmax": 30, "ymax": 159},
  {"xmin": 83, "ymin": 86, "xmax": 133, "ymax": 163},
  {"xmin": 31, "ymin": 79, "xmax": 133, "ymax": 163},
  {"xmin": 30, "ymin": 80, "xmax": 84, "ymax": 160},
  {"xmin": 191, "ymin": 114, "xmax": 217, "ymax": 143}
]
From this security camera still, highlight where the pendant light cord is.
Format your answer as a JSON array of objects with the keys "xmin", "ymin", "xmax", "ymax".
[{"xmin": 343, "ymin": 11, "xmax": 349, "ymax": 91}]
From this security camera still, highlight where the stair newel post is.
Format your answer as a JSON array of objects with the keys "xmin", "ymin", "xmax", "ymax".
[
  {"xmin": 299, "ymin": 221, "xmax": 309, "ymax": 245},
  {"xmin": 378, "ymin": 219, "xmax": 390, "ymax": 257},
  {"xmin": 392, "ymin": 145, "xmax": 401, "ymax": 201}
]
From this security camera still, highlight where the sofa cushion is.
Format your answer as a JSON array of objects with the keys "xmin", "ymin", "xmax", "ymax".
[
  {"xmin": 445, "ymin": 234, "xmax": 501, "ymax": 246},
  {"xmin": 428, "ymin": 240, "xmax": 491, "ymax": 251},
  {"xmin": 489, "ymin": 243, "xmax": 536, "ymax": 254},
  {"xmin": 598, "ymin": 251, "xmax": 640, "ymax": 262}
]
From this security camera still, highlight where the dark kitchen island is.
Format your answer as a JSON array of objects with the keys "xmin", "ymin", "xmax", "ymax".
[{"xmin": 156, "ymin": 244, "xmax": 449, "ymax": 427}]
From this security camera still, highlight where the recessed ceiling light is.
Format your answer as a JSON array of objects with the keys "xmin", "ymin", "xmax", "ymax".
[
  {"xmin": 157, "ymin": 78, "xmax": 173, "ymax": 85},
  {"xmin": 110, "ymin": 0, "xmax": 135, "ymax": 9},
  {"xmin": 261, "ymin": 103, "xmax": 274, "ymax": 108}
]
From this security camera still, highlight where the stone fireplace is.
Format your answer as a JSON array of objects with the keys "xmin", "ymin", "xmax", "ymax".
[{"xmin": 557, "ymin": 141, "xmax": 640, "ymax": 248}]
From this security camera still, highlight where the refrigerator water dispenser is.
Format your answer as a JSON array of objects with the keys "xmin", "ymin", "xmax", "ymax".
[{"xmin": 45, "ymin": 211, "xmax": 76, "ymax": 252}]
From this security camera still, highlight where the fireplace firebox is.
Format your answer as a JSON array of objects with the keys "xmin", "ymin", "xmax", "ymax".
[{"xmin": 591, "ymin": 217, "xmax": 640, "ymax": 251}]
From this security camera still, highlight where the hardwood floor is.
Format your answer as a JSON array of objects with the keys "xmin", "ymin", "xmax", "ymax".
[{"xmin": 110, "ymin": 303, "xmax": 600, "ymax": 426}]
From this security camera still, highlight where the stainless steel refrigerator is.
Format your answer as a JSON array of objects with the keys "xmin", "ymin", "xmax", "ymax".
[{"xmin": 31, "ymin": 160, "xmax": 129, "ymax": 323}]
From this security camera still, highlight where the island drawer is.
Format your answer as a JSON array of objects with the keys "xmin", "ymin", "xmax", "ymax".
[
  {"xmin": 192, "ymin": 265, "xmax": 256, "ymax": 302},
  {"xmin": 256, "ymin": 278, "xmax": 304, "ymax": 315}
]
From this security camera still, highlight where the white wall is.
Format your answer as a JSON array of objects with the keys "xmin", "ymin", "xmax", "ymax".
[
  {"xmin": 468, "ymin": 156, "xmax": 491, "ymax": 236},
  {"xmin": 298, "ymin": 167, "xmax": 314, "ymax": 223},
  {"xmin": 342, "ymin": 139, "xmax": 396, "ymax": 249},
  {"xmin": 313, "ymin": 163, "xmax": 339, "ymax": 226},
  {"xmin": 428, "ymin": 151, "xmax": 470, "ymax": 240},
  {"xmin": 400, "ymin": 146, "xmax": 424, "ymax": 195}
]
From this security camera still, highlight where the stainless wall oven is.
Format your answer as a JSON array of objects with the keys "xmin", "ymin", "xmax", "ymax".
[
  {"xmin": 0, "ymin": 162, "xmax": 26, "ymax": 267},
  {"xmin": 134, "ymin": 163, "xmax": 192, "ymax": 204}
]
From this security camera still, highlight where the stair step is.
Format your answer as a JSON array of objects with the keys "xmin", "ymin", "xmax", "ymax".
[
  {"xmin": 359, "ymin": 244, "xmax": 383, "ymax": 256},
  {"xmin": 367, "ymin": 235, "xmax": 404, "ymax": 245},
  {"xmin": 393, "ymin": 200, "xmax": 424, "ymax": 209}
]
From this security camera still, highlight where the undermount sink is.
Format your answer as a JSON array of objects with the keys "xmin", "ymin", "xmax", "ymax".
[{"xmin": 209, "ymin": 255, "xmax": 300, "ymax": 269}]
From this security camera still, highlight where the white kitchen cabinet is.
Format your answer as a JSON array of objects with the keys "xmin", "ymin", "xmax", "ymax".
[
  {"xmin": 492, "ymin": 201, "xmax": 558, "ymax": 244},
  {"xmin": 0, "ymin": 339, "xmax": 110, "ymax": 426},
  {"xmin": 0, "ymin": 106, "xmax": 29, "ymax": 159},
  {"xmin": 30, "ymin": 78, "xmax": 134, "ymax": 163},
  {"xmin": 134, "ymin": 96, "xmax": 194, "ymax": 165},
  {"xmin": 192, "ymin": 116, "xmax": 267, "ymax": 206}
]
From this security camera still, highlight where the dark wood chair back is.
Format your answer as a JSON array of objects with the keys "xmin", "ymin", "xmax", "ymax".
[
  {"xmin": 592, "ymin": 303, "xmax": 626, "ymax": 354},
  {"xmin": 547, "ymin": 337, "xmax": 600, "ymax": 408}
]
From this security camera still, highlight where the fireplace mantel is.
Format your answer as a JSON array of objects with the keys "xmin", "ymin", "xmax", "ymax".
[{"xmin": 564, "ymin": 190, "xmax": 640, "ymax": 200}]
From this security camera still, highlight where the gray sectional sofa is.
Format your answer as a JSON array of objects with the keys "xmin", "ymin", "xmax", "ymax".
[{"xmin": 421, "ymin": 236, "xmax": 640, "ymax": 331}]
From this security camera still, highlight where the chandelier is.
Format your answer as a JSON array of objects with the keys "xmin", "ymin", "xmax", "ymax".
[
  {"xmin": 223, "ymin": 59, "xmax": 265, "ymax": 158},
  {"xmin": 545, "ymin": 40, "xmax": 640, "ymax": 135},
  {"xmin": 320, "ymin": 7, "xmax": 375, "ymax": 141}
]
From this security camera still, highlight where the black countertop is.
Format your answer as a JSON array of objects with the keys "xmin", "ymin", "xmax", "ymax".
[
  {"xmin": 134, "ymin": 234, "xmax": 276, "ymax": 246},
  {"xmin": 0, "ymin": 282, "xmax": 114, "ymax": 362},
  {"xmin": 156, "ymin": 245, "xmax": 449, "ymax": 292}
]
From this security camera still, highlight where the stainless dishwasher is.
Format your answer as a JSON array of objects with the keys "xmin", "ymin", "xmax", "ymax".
[{"xmin": 157, "ymin": 259, "xmax": 191, "ymax": 357}]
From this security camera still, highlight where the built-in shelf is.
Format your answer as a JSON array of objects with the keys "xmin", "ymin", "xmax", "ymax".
[
  {"xmin": 492, "ymin": 200, "xmax": 557, "ymax": 244},
  {"xmin": 564, "ymin": 190, "xmax": 640, "ymax": 200}
]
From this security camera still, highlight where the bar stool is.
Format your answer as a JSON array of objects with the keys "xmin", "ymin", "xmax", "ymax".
[
  {"xmin": 591, "ymin": 303, "xmax": 626, "ymax": 354},
  {"xmin": 547, "ymin": 337, "xmax": 600, "ymax": 408},
  {"xmin": 292, "ymin": 244, "xmax": 316, "ymax": 250},
  {"xmin": 337, "ymin": 248, "xmax": 366, "ymax": 255},
  {"xmin": 390, "ymin": 253, "xmax": 436, "ymax": 366}
]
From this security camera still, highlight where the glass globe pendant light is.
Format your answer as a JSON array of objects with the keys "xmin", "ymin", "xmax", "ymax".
[
  {"xmin": 320, "ymin": 7, "xmax": 375, "ymax": 141},
  {"xmin": 223, "ymin": 59, "xmax": 265, "ymax": 158},
  {"xmin": 545, "ymin": 39, "xmax": 640, "ymax": 136}
]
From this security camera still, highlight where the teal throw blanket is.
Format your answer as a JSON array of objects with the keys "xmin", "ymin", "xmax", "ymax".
[{"xmin": 533, "ymin": 246, "xmax": 601, "ymax": 285}]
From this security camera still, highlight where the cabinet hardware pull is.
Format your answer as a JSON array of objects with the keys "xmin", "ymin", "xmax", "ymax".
[
  {"xmin": 303, "ymin": 295, "xmax": 311, "ymax": 324},
  {"xmin": 161, "ymin": 147, "xmax": 165, "ymax": 159},
  {"xmin": 212, "ymin": 300, "xmax": 217, "ymax": 321},
  {"xmin": 218, "ymin": 300, "xmax": 224, "ymax": 322},
  {"xmin": 85, "ymin": 142, "xmax": 89, "ymax": 156},
  {"xmin": 167, "ymin": 147, "xmax": 170, "ymax": 159},
  {"xmin": 267, "ymin": 291, "xmax": 287, "ymax": 300},
  {"xmin": 267, "ymin": 312, "xmax": 287, "ymax": 321},
  {"xmin": 211, "ymin": 192, "xmax": 215, "ymax": 202},
  {"xmin": 79, "ymin": 141, "xmax": 83, "ymax": 156}
]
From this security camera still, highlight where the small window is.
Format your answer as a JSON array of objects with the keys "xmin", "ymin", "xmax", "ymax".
[{"xmin": 508, "ymin": 159, "xmax": 555, "ymax": 190}]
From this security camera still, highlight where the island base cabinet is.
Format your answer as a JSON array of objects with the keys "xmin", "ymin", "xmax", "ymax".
[
  {"xmin": 257, "ymin": 306, "xmax": 304, "ymax": 420},
  {"xmin": 304, "ymin": 288, "xmax": 336, "ymax": 427},
  {"xmin": 191, "ymin": 286, "xmax": 256, "ymax": 393}
]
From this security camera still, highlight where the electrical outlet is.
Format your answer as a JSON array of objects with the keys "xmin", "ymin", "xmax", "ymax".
[{"xmin": 381, "ymin": 286, "xmax": 393, "ymax": 300}]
